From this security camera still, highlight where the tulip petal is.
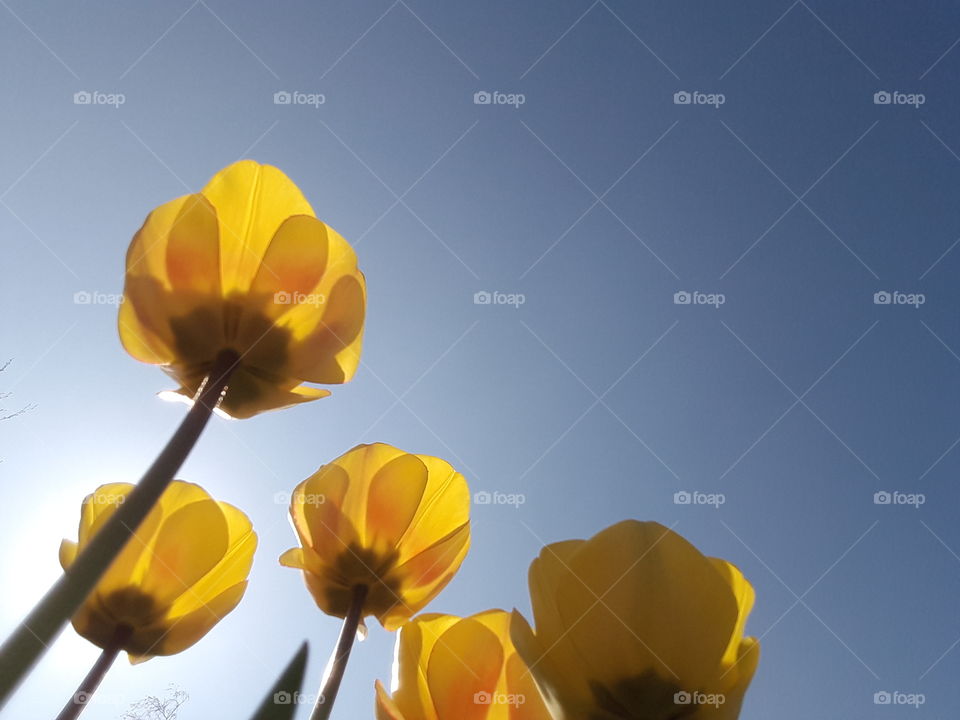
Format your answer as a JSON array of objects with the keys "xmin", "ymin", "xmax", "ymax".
[
  {"xmin": 391, "ymin": 613, "xmax": 461, "ymax": 718},
  {"xmin": 59, "ymin": 540, "xmax": 78, "ymax": 570},
  {"xmin": 277, "ymin": 223, "xmax": 360, "ymax": 335},
  {"xmin": 279, "ymin": 548, "xmax": 306, "ymax": 569},
  {"xmin": 121, "ymin": 194, "xmax": 220, "ymax": 362},
  {"xmin": 290, "ymin": 274, "xmax": 366, "ymax": 384},
  {"xmin": 396, "ymin": 455, "xmax": 470, "ymax": 562},
  {"xmin": 375, "ymin": 680, "xmax": 407, "ymax": 720},
  {"xmin": 710, "ymin": 639, "xmax": 760, "ymax": 720},
  {"xmin": 78, "ymin": 483, "xmax": 135, "ymax": 546},
  {"xmin": 520, "ymin": 540, "xmax": 595, "ymax": 710},
  {"xmin": 217, "ymin": 371, "xmax": 331, "ymax": 420},
  {"xmin": 126, "ymin": 195, "xmax": 197, "ymax": 284},
  {"xmin": 510, "ymin": 609, "xmax": 587, "ymax": 720},
  {"xmin": 154, "ymin": 480, "xmax": 214, "ymax": 514},
  {"xmin": 398, "ymin": 524, "xmax": 470, "ymax": 589},
  {"xmin": 142, "ymin": 581, "xmax": 248, "ymax": 657},
  {"xmin": 381, "ymin": 525, "xmax": 470, "ymax": 630},
  {"xmin": 139, "ymin": 500, "xmax": 229, "ymax": 609},
  {"xmin": 426, "ymin": 618, "xmax": 502, "ymax": 720},
  {"xmin": 296, "ymin": 463, "xmax": 355, "ymax": 563},
  {"xmin": 168, "ymin": 502, "xmax": 257, "ymax": 616},
  {"xmin": 118, "ymin": 294, "xmax": 174, "ymax": 364},
  {"xmin": 365, "ymin": 454, "xmax": 428, "ymax": 552},
  {"xmin": 709, "ymin": 558, "xmax": 756, "ymax": 674},
  {"xmin": 165, "ymin": 194, "xmax": 221, "ymax": 296},
  {"xmin": 201, "ymin": 160, "xmax": 314, "ymax": 294},
  {"xmin": 249, "ymin": 214, "xmax": 330, "ymax": 306},
  {"xmin": 561, "ymin": 521, "xmax": 738, "ymax": 691},
  {"xmin": 505, "ymin": 649, "xmax": 549, "ymax": 720},
  {"xmin": 82, "ymin": 486, "xmax": 165, "ymax": 608}
]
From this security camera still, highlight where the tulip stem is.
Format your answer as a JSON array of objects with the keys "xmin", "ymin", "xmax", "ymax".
[
  {"xmin": 0, "ymin": 350, "xmax": 240, "ymax": 708},
  {"xmin": 311, "ymin": 584, "xmax": 368, "ymax": 720},
  {"xmin": 54, "ymin": 624, "xmax": 132, "ymax": 720}
]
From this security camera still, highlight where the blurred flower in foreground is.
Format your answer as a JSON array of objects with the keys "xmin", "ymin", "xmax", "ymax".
[
  {"xmin": 59, "ymin": 481, "xmax": 256, "ymax": 662},
  {"xmin": 280, "ymin": 443, "xmax": 470, "ymax": 630},
  {"xmin": 511, "ymin": 520, "xmax": 759, "ymax": 720},
  {"xmin": 375, "ymin": 610, "xmax": 551, "ymax": 720},
  {"xmin": 119, "ymin": 160, "xmax": 366, "ymax": 418}
]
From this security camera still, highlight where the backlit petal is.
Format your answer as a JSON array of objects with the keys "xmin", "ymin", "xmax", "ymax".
[
  {"xmin": 201, "ymin": 160, "xmax": 313, "ymax": 294},
  {"xmin": 139, "ymin": 499, "xmax": 229, "ymax": 610},
  {"xmin": 426, "ymin": 618, "xmax": 502, "ymax": 720}
]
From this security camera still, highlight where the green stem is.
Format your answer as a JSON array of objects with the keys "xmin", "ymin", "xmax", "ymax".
[
  {"xmin": 54, "ymin": 624, "xmax": 132, "ymax": 720},
  {"xmin": 310, "ymin": 585, "xmax": 368, "ymax": 720},
  {"xmin": 0, "ymin": 350, "xmax": 240, "ymax": 708}
]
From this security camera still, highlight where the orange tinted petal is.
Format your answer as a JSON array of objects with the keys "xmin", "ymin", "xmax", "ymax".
[
  {"xmin": 165, "ymin": 194, "xmax": 221, "ymax": 295},
  {"xmin": 365, "ymin": 454, "xmax": 428, "ymax": 552},
  {"xmin": 249, "ymin": 214, "xmax": 330, "ymax": 303},
  {"xmin": 426, "ymin": 618, "xmax": 502, "ymax": 720}
]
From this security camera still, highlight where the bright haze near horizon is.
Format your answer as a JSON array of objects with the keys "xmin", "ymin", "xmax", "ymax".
[{"xmin": 3, "ymin": 1, "xmax": 960, "ymax": 718}]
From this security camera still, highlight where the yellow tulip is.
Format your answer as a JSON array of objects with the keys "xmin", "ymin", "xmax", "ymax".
[
  {"xmin": 59, "ymin": 481, "xmax": 257, "ymax": 662},
  {"xmin": 119, "ymin": 160, "xmax": 366, "ymax": 419},
  {"xmin": 375, "ymin": 610, "xmax": 552, "ymax": 720},
  {"xmin": 511, "ymin": 520, "xmax": 759, "ymax": 720},
  {"xmin": 279, "ymin": 443, "xmax": 470, "ymax": 630}
]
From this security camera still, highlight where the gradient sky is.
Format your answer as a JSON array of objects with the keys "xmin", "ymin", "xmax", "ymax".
[{"xmin": 3, "ymin": 1, "xmax": 960, "ymax": 718}]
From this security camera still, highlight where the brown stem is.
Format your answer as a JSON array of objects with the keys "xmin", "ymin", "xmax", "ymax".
[
  {"xmin": 0, "ymin": 350, "xmax": 240, "ymax": 708},
  {"xmin": 310, "ymin": 585, "xmax": 368, "ymax": 720},
  {"xmin": 54, "ymin": 624, "xmax": 133, "ymax": 720}
]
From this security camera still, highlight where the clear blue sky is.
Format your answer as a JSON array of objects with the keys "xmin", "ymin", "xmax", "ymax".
[{"xmin": 3, "ymin": 1, "xmax": 960, "ymax": 718}]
